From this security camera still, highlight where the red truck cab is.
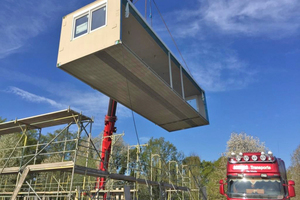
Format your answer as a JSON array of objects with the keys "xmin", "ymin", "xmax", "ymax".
[{"xmin": 220, "ymin": 152, "xmax": 296, "ymax": 200}]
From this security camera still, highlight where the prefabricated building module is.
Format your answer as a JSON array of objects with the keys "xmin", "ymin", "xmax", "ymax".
[{"xmin": 57, "ymin": 0, "xmax": 209, "ymax": 132}]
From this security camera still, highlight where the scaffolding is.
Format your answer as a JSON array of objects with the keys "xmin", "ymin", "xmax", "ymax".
[{"xmin": 0, "ymin": 109, "xmax": 198, "ymax": 200}]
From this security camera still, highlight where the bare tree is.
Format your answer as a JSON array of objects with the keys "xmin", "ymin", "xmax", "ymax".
[{"xmin": 226, "ymin": 132, "xmax": 268, "ymax": 157}]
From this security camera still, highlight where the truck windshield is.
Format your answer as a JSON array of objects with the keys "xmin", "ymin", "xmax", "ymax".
[{"xmin": 227, "ymin": 177, "xmax": 284, "ymax": 199}]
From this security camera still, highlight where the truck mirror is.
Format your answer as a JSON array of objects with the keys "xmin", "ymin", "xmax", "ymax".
[
  {"xmin": 288, "ymin": 180, "xmax": 295, "ymax": 198},
  {"xmin": 219, "ymin": 179, "xmax": 225, "ymax": 195}
]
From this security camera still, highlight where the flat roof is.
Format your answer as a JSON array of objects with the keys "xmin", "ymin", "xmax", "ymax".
[{"xmin": 0, "ymin": 109, "xmax": 92, "ymax": 136}]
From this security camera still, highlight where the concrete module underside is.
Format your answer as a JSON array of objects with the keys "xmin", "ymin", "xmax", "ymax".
[{"xmin": 60, "ymin": 45, "xmax": 208, "ymax": 131}]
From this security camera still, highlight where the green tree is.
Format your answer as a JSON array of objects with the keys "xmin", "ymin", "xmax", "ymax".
[
  {"xmin": 288, "ymin": 144, "xmax": 300, "ymax": 198},
  {"xmin": 0, "ymin": 118, "xmax": 41, "ymax": 188},
  {"xmin": 81, "ymin": 132, "xmax": 128, "ymax": 192},
  {"xmin": 183, "ymin": 154, "xmax": 203, "ymax": 199},
  {"xmin": 109, "ymin": 135, "xmax": 128, "ymax": 174},
  {"xmin": 40, "ymin": 129, "xmax": 77, "ymax": 163},
  {"xmin": 0, "ymin": 130, "xmax": 40, "ymax": 167},
  {"xmin": 0, "ymin": 117, "xmax": 6, "ymax": 123},
  {"xmin": 91, "ymin": 132, "xmax": 128, "ymax": 174},
  {"xmin": 205, "ymin": 156, "xmax": 227, "ymax": 200},
  {"xmin": 200, "ymin": 160, "xmax": 214, "ymax": 186},
  {"xmin": 140, "ymin": 137, "xmax": 184, "ymax": 179},
  {"xmin": 138, "ymin": 137, "xmax": 184, "ymax": 199}
]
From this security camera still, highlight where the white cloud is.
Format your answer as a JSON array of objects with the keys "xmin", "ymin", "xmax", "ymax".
[
  {"xmin": 192, "ymin": 62, "xmax": 255, "ymax": 92},
  {"xmin": 0, "ymin": 1, "xmax": 79, "ymax": 59},
  {"xmin": 61, "ymin": 90, "xmax": 131, "ymax": 120},
  {"xmin": 183, "ymin": 44, "xmax": 256, "ymax": 92},
  {"xmin": 1, "ymin": 66, "xmax": 131, "ymax": 127},
  {"xmin": 139, "ymin": 137, "xmax": 151, "ymax": 144},
  {"xmin": 202, "ymin": 0, "xmax": 300, "ymax": 37},
  {"xmin": 7, "ymin": 86, "xmax": 66, "ymax": 109},
  {"xmin": 162, "ymin": 0, "xmax": 300, "ymax": 39},
  {"xmin": 4, "ymin": 84, "xmax": 131, "ymax": 128},
  {"xmin": 0, "ymin": 67, "xmax": 130, "ymax": 118},
  {"xmin": 154, "ymin": 0, "xmax": 298, "ymax": 92}
]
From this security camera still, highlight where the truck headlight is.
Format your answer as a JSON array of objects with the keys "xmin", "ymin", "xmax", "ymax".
[
  {"xmin": 260, "ymin": 154, "xmax": 266, "ymax": 161},
  {"xmin": 244, "ymin": 155, "xmax": 249, "ymax": 161},
  {"xmin": 252, "ymin": 155, "xmax": 258, "ymax": 161}
]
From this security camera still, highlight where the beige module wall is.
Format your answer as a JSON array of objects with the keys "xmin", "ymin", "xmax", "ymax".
[{"xmin": 57, "ymin": 0, "xmax": 121, "ymax": 66}]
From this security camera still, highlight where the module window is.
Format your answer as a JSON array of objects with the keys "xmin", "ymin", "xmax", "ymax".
[
  {"xmin": 74, "ymin": 14, "xmax": 89, "ymax": 38},
  {"xmin": 91, "ymin": 6, "xmax": 106, "ymax": 31}
]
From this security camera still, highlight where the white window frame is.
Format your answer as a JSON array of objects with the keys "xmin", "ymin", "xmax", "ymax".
[
  {"xmin": 72, "ymin": 0, "xmax": 107, "ymax": 40},
  {"xmin": 73, "ymin": 12, "xmax": 89, "ymax": 39},
  {"xmin": 90, "ymin": 5, "xmax": 107, "ymax": 33}
]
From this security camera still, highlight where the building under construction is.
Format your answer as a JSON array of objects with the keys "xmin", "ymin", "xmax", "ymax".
[{"xmin": 0, "ymin": 109, "xmax": 205, "ymax": 199}]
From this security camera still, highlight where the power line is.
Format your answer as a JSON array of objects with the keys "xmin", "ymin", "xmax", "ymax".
[{"xmin": 122, "ymin": 48, "xmax": 141, "ymax": 148}]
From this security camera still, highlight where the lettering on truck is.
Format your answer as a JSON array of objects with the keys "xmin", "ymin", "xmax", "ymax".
[{"xmin": 232, "ymin": 165, "xmax": 272, "ymax": 170}]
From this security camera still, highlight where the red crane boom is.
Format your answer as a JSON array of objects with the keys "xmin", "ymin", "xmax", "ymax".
[{"xmin": 96, "ymin": 98, "xmax": 117, "ymax": 199}]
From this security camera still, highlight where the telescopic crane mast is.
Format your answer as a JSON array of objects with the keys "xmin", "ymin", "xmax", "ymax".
[{"xmin": 96, "ymin": 98, "xmax": 117, "ymax": 199}]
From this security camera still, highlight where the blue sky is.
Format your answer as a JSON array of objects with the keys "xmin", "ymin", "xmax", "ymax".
[{"xmin": 0, "ymin": 0, "xmax": 299, "ymax": 168}]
